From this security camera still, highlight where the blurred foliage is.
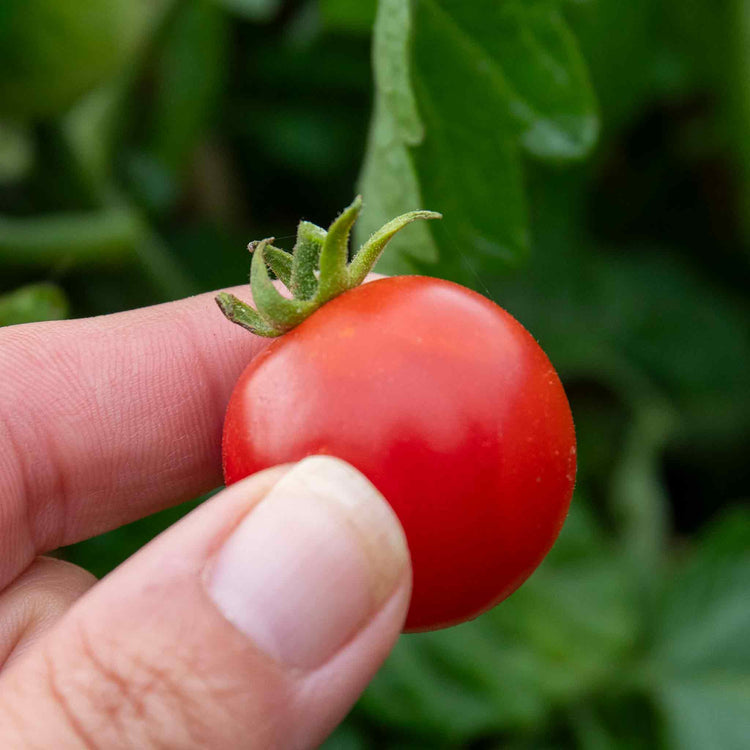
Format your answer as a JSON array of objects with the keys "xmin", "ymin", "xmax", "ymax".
[
  {"xmin": 0, "ymin": 0, "xmax": 172, "ymax": 120},
  {"xmin": 1, "ymin": 0, "xmax": 749, "ymax": 747},
  {"xmin": 0, "ymin": 281, "xmax": 68, "ymax": 325},
  {"xmin": 358, "ymin": 0, "xmax": 597, "ymax": 274}
]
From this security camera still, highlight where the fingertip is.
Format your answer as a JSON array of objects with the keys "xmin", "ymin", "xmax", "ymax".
[{"xmin": 207, "ymin": 456, "xmax": 410, "ymax": 670}]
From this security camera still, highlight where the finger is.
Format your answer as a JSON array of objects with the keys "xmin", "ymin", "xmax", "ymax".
[
  {"xmin": 0, "ymin": 285, "xmax": 265, "ymax": 588},
  {"xmin": 0, "ymin": 557, "xmax": 95, "ymax": 670},
  {"xmin": 0, "ymin": 457, "xmax": 411, "ymax": 749}
]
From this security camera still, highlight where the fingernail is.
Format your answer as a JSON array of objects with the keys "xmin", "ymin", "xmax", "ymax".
[{"xmin": 206, "ymin": 456, "xmax": 409, "ymax": 669}]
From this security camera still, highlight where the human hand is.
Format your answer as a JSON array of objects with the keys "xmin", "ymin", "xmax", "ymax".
[{"xmin": 0, "ymin": 289, "xmax": 411, "ymax": 748}]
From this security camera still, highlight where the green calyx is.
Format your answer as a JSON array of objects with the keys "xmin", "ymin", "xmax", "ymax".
[{"xmin": 215, "ymin": 196, "xmax": 441, "ymax": 337}]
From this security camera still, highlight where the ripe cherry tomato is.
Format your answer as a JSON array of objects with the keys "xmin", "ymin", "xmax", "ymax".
[{"xmin": 222, "ymin": 275, "xmax": 576, "ymax": 631}]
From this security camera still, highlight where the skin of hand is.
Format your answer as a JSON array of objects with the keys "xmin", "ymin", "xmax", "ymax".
[{"xmin": 0, "ymin": 287, "xmax": 412, "ymax": 748}]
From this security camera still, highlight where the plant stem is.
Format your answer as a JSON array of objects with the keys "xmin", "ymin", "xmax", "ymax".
[
  {"xmin": 0, "ymin": 209, "xmax": 138, "ymax": 267},
  {"xmin": 0, "ymin": 207, "xmax": 196, "ymax": 300}
]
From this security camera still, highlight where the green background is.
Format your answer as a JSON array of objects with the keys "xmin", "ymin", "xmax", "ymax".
[{"xmin": 1, "ymin": 1, "xmax": 748, "ymax": 747}]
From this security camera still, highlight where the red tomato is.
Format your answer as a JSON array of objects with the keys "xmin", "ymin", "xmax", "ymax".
[{"xmin": 222, "ymin": 275, "xmax": 576, "ymax": 631}]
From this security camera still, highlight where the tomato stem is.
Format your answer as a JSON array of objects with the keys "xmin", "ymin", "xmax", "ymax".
[{"xmin": 215, "ymin": 196, "xmax": 441, "ymax": 337}]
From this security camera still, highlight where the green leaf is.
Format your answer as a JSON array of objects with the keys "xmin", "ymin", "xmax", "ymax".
[
  {"xmin": 653, "ymin": 510, "xmax": 750, "ymax": 676},
  {"xmin": 489, "ymin": 171, "xmax": 750, "ymax": 449},
  {"xmin": 372, "ymin": 0, "xmax": 423, "ymax": 145},
  {"xmin": 728, "ymin": 0, "xmax": 750, "ymax": 245},
  {"xmin": 62, "ymin": 84, "xmax": 122, "ymax": 198},
  {"xmin": 357, "ymin": 0, "xmax": 598, "ymax": 274},
  {"xmin": 568, "ymin": 704, "xmax": 624, "ymax": 750},
  {"xmin": 0, "ymin": 0, "xmax": 173, "ymax": 120},
  {"xmin": 650, "ymin": 509, "xmax": 750, "ymax": 750},
  {"xmin": 425, "ymin": 1, "xmax": 598, "ymax": 160},
  {"xmin": 657, "ymin": 678, "xmax": 750, "ymax": 750},
  {"xmin": 609, "ymin": 398, "xmax": 675, "ymax": 585},
  {"xmin": 212, "ymin": 0, "xmax": 281, "ymax": 21},
  {"xmin": 319, "ymin": 722, "xmax": 370, "ymax": 750},
  {"xmin": 320, "ymin": 0, "xmax": 378, "ymax": 34},
  {"xmin": 0, "ymin": 283, "xmax": 69, "ymax": 326},
  {"xmin": 149, "ymin": 0, "xmax": 229, "ymax": 176},
  {"xmin": 357, "ymin": 99, "xmax": 436, "ymax": 274},
  {"xmin": 563, "ymin": 1, "xmax": 661, "ymax": 133},
  {"xmin": 0, "ymin": 121, "xmax": 33, "ymax": 183}
]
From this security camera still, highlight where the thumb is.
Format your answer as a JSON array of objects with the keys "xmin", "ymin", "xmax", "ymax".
[{"xmin": 0, "ymin": 457, "xmax": 411, "ymax": 749}]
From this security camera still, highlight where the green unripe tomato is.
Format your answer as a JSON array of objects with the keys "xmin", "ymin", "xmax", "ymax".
[{"xmin": 0, "ymin": 0, "xmax": 168, "ymax": 120}]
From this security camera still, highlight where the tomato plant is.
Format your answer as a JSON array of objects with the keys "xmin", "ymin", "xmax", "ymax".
[{"xmin": 218, "ymin": 199, "xmax": 576, "ymax": 630}]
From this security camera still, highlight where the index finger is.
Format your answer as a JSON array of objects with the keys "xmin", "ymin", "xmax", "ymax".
[{"xmin": 0, "ymin": 287, "xmax": 266, "ymax": 589}]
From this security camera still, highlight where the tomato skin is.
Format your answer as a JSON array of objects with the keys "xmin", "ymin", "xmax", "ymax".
[{"xmin": 223, "ymin": 276, "xmax": 576, "ymax": 631}]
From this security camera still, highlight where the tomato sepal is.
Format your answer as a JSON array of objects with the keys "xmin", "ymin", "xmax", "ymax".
[{"xmin": 215, "ymin": 197, "xmax": 441, "ymax": 337}]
